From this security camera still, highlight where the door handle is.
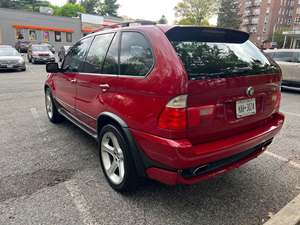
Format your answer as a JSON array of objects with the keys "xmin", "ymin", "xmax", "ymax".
[
  {"xmin": 99, "ymin": 84, "xmax": 110, "ymax": 89},
  {"xmin": 70, "ymin": 79, "xmax": 77, "ymax": 83}
]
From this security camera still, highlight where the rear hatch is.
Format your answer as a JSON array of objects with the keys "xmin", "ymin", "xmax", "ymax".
[{"xmin": 165, "ymin": 27, "xmax": 282, "ymax": 145}]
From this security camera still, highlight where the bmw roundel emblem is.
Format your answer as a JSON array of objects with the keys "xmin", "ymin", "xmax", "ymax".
[{"xmin": 246, "ymin": 87, "xmax": 255, "ymax": 97}]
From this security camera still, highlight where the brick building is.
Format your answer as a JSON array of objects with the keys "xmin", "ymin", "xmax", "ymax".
[{"xmin": 239, "ymin": 0, "xmax": 300, "ymax": 48}]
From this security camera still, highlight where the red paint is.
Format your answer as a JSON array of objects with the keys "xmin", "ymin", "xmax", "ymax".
[
  {"xmin": 45, "ymin": 25, "xmax": 284, "ymax": 186},
  {"xmin": 13, "ymin": 25, "xmax": 74, "ymax": 33}
]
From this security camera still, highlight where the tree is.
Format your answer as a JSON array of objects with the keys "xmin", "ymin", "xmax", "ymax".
[
  {"xmin": 80, "ymin": 0, "xmax": 97, "ymax": 14},
  {"xmin": 96, "ymin": 0, "xmax": 119, "ymax": 16},
  {"xmin": 0, "ymin": 0, "xmax": 50, "ymax": 11},
  {"xmin": 217, "ymin": 0, "xmax": 241, "ymax": 29},
  {"xmin": 53, "ymin": 3, "xmax": 85, "ymax": 17},
  {"xmin": 174, "ymin": 0, "xmax": 218, "ymax": 25},
  {"xmin": 178, "ymin": 17, "xmax": 209, "ymax": 26},
  {"xmin": 158, "ymin": 15, "xmax": 168, "ymax": 24},
  {"xmin": 272, "ymin": 26, "xmax": 290, "ymax": 48},
  {"xmin": 68, "ymin": 0, "xmax": 77, "ymax": 3}
]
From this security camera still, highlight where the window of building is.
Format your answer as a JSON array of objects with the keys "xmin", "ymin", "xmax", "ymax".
[
  {"xmin": 119, "ymin": 32, "xmax": 154, "ymax": 77},
  {"xmin": 84, "ymin": 33, "xmax": 115, "ymax": 74},
  {"xmin": 62, "ymin": 37, "xmax": 92, "ymax": 73},
  {"xmin": 55, "ymin": 31, "xmax": 61, "ymax": 42},
  {"xmin": 295, "ymin": 17, "xmax": 300, "ymax": 23},
  {"xmin": 66, "ymin": 32, "xmax": 72, "ymax": 42},
  {"xmin": 16, "ymin": 29, "xmax": 25, "ymax": 40},
  {"xmin": 29, "ymin": 30, "xmax": 37, "ymax": 41},
  {"xmin": 297, "ymin": 7, "xmax": 300, "ymax": 14},
  {"xmin": 43, "ymin": 31, "xmax": 49, "ymax": 42}
]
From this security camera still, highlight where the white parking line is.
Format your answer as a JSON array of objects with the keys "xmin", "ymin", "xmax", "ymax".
[
  {"xmin": 281, "ymin": 111, "xmax": 300, "ymax": 118},
  {"xmin": 30, "ymin": 107, "xmax": 46, "ymax": 133},
  {"xmin": 65, "ymin": 180, "xmax": 99, "ymax": 225},
  {"xmin": 265, "ymin": 151, "xmax": 300, "ymax": 169}
]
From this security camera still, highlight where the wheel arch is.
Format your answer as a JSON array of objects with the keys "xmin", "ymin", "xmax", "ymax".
[{"xmin": 97, "ymin": 112, "xmax": 146, "ymax": 177}]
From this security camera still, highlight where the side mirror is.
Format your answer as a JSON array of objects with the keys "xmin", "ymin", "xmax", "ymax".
[{"xmin": 46, "ymin": 62, "xmax": 60, "ymax": 73}]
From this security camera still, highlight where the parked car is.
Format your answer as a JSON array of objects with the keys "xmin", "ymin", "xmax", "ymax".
[
  {"xmin": 0, "ymin": 46, "xmax": 26, "ymax": 71},
  {"xmin": 15, "ymin": 40, "xmax": 31, "ymax": 53},
  {"xmin": 265, "ymin": 49, "xmax": 300, "ymax": 91},
  {"xmin": 27, "ymin": 44, "xmax": 55, "ymax": 64},
  {"xmin": 58, "ymin": 46, "xmax": 70, "ymax": 62},
  {"xmin": 40, "ymin": 43, "xmax": 56, "ymax": 54},
  {"xmin": 44, "ymin": 25, "xmax": 284, "ymax": 192}
]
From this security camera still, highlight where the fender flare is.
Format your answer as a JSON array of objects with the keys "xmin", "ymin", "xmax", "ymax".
[{"xmin": 97, "ymin": 112, "xmax": 146, "ymax": 177}]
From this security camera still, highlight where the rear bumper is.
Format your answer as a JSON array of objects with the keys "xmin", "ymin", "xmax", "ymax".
[{"xmin": 131, "ymin": 112, "xmax": 284, "ymax": 185}]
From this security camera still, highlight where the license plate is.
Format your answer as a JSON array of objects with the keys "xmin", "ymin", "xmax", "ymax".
[
  {"xmin": 236, "ymin": 98, "xmax": 256, "ymax": 118},
  {"xmin": 7, "ymin": 65, "xmax": 13, "ymax": 68}
]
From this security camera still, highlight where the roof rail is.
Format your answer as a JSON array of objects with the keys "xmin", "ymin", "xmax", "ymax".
[{"xmin": 92, "ymin": 20, "xmax": 156, "ymax": 33}]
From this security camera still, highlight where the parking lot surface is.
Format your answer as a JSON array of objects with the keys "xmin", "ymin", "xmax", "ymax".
[{"xmin": 0, "ymin": 60, "xmax": 299, "ymax": 225}]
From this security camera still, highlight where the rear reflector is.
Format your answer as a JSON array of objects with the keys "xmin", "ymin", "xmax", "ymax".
[{"xmin": 188, "ymin": 105, "xmax": 215, "ymax": 127}]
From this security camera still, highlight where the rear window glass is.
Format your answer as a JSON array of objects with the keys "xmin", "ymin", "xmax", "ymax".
[
  {"xmin": 272, "ymin": 52, "xmax": 300, "ymax": 62},
  {"xmin": 170, "ymin": 40, "xmax": 278, "ymax": 80}
]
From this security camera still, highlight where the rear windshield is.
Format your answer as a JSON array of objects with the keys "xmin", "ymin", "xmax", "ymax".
[
  {"xmin": 32, "ymin": 45, "xmax": 49, "ymax": 51},
  {"xmin": 171, "ymin": 41, "xmax": 279, "ymax": 80},
  {"xmin": 0, "ymin": 48, "xmax": 20, "ymax": 56},
  {"xmin": 166, "ymin": 27, "xmax": 279, "ymax": 80},
  {"xmin": 272, "ymin": 52, "xmax": 300, "ymax": 63}
]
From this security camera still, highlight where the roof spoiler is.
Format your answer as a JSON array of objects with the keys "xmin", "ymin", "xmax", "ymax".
[{"xmin": 165, "ymin": 26, "xmax": 249, "ymax": 44}]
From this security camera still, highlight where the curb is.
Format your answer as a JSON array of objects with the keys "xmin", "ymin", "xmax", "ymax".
[{"xmin": 264, "ymin": 193, "xmax": 300, "ymax": 225}]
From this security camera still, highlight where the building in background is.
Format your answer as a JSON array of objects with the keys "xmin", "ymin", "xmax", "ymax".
[
  {"xmin": 239, "ymin": 0, "xmax": 300, "ymax": 48},
  {"xmin": 0, "ymin": 8, "xmax": 123, "ymax": 51}
]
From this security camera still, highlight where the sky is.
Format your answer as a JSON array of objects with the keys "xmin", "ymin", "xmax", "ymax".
[{"xmin": 48, "ymin": 0, "xmax": 217, "ymax": 24}]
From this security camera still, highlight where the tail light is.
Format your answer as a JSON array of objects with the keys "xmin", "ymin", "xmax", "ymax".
[
  {"xmin": 272, "ymin": 91, "xmax": 281, "ymax": 109},
  {"xmin": 158, "ymin": 95, "xmax": 187, "ymax": 130}
]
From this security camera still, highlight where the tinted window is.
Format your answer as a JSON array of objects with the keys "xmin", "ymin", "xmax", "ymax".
[
  {"xmin": 102, "ymin": 33, "xmax": 119, "ymax": 75},
  {"xmin": 84, "ymin": 33, "xmax": 115, "ymax": 74},
  {"xmin": 62, "ymin": 37, "xmax": 92, "ymax": 73},
  {"xmin": 171, "ymin": 40, "xmax": 278, "ymax": 79},
  {"xmin": 120, "ymin": 32, "xmax": 154, "ymax": 76}
]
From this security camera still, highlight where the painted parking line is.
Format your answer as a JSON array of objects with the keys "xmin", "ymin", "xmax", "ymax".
[
  {"xmin": 281, "ymin": 111, "xmax": 300, "ymax": 118},
  {"xmin": 65, "ymin": 180, "xmax": 100, "ymax": 225},
  {"xmin": 30, "ymin": 107, "xmax": 47, "ymax": 133},
  {"xmin": 265, "ymin": 151, "xmax": 300, "ymax": 170},
  {"xmin": 263, "ymin": 193, "xmax": 300, "ymax": 225}
]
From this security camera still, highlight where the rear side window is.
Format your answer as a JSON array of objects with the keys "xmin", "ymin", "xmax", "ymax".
[
  {"xmin": 120, "ymin": 32, "xmax": 154, "ymax": 76},
  {"xmin": 166, "ymin": 27, "xmax": 279, "ymax": 80},
  {"xmin": 84, "ymin": 33, "xmax": 115, "ymax": 73}
]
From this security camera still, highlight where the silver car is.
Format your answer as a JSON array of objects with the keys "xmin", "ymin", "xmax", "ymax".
[
  {"xmin": 0, "ymin": 47, "xmax": 26, "ymax": 71},
  {"xmin": 265, "ymin": 49, "xmax": 300, "ymax": 91}
]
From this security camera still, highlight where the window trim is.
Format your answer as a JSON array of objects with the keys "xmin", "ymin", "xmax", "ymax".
[{"xmin": 118, "ymin": 30, "xmax": 156, "ymax": 78}]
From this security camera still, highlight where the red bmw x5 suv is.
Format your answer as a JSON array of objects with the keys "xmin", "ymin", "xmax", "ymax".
[{"xmin": 44, "ymin": 24, "xmax": 284, "ymax": 192}]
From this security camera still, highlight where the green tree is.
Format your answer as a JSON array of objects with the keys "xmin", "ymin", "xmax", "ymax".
[
  {"xmin": 174, "ymin": 0, "xmax": 218, "ymax": 25},
  {"xmin": 68, "ymin": 0, "xmax": 77, "ymax": 3},
  {"xmin": 177, "ymin": 17, "xmax": 209, "ymax": 26},
  {"xmin": 80, "ymin": 0, "xmax": 97, "ymax": 14},
  {"xmin": 158, "ymin": 15, "xmax": 168, "ymax": 24},
  {"xmin": 272, "ymin": 26, "xmax": 290, "ymax": 48},
  {"xmin": 0, "ymin": 0, "xmax": 50, "ymax": 11},
  {"xmin": 53, "ymin": 3, "xmax": 85, "ymax": 17},
  {"xmin": 217, "ymin": 0, "xmax": 241, "ymax": 29},
  {"xmin": 96, "ymin": 0, "xmax": 119, "ymax": 16}
]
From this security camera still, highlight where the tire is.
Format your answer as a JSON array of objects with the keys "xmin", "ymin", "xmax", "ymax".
[
  {"xmin": 99, "ymin": 124, "xmax": 139, "ymax": 193},
  {"xmin": 45, "ymin": 88, "xmax": 64, "ymax": 123},
  {"xmin": 21, "ymin": 67, "xmax": 26, "ymax": 71}
]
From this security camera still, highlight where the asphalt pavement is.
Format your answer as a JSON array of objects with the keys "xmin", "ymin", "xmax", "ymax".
[{"xmin": 0, "ymin": 60, "xmax": 299, "ymax": 225}]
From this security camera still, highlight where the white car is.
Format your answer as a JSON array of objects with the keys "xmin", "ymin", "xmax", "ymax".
[{"xmin": 264, "ymin": 49, "xmax": 300, "ymax": 91}]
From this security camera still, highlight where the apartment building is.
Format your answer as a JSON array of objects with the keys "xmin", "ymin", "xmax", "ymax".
[{"xmin": 239, "ymin": 0, "xmax": 300, "ymax": 48}]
